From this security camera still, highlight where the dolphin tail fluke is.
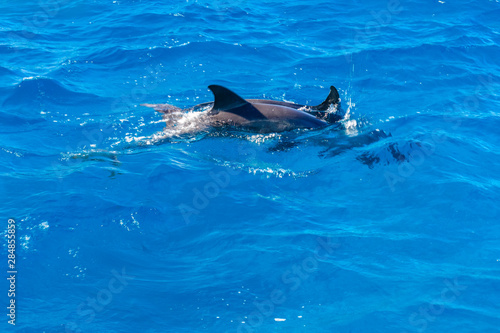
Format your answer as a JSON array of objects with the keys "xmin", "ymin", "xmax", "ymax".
[
  {"xmin": 141, "ymin": 103, "xmax": 182, "ymax": 114},
  {"xmin": 314, "ymin": 86, "xmax": 340, "ymax": 111}
]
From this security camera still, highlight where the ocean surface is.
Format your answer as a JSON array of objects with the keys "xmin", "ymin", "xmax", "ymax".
[{"xmin": 1, "ymin": 0, "xmax": 500, "ymax": 332}]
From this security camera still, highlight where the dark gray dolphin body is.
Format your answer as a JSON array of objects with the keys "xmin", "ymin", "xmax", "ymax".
[{"xmin": 143, "ymin": 85, "xmax": 342, "ymax": 133}]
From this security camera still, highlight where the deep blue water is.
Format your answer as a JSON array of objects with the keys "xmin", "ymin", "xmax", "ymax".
[{"xmin": 1, "ymin": 0, "xmax": 500, "ymax": 332}]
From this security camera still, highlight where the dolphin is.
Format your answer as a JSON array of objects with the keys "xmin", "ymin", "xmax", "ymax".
[{"xmin": 142, "ymin": 85, "xmax": 342, "ymax": 133}]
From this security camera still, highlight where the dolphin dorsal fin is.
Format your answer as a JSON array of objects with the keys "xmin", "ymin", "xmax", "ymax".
[
  {"xmin": 314, "ymin": 86, "xmax": 340, "ymax": 111},
  {"xmin": 209, "ymin": 85, "xmax": 249, "ymax": 111}
]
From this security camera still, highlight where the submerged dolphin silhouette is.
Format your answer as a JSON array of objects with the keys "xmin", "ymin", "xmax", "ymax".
[{"xmin": 143, "ymin": 85, "xmax": 342, "ymax": 133}]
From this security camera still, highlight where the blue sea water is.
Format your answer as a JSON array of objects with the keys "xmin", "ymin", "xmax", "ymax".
[{"xmin": 1, "ymin": 0, "xmax": 500, "ymax": 332}]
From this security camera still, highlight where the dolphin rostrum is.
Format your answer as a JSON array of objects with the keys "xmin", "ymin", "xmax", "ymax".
[{"xmin": 143, "ymin": 85, "xmax": 342, "ymax": 133}]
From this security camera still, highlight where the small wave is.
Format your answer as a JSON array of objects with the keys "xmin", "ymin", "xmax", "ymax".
[
  {"xmin": 0, "ymin": 110, "xmax": 47, "ymax": 128},
  {"xmin": 84, "ymin": 46, "xmax": 138, "ymax": 68},
  {"xmin": 0, "ymin": 66, "xmax": 17, "ymax": 78},
  {"xmin": 2, "ymin": 77, "xmax": 104, "ymax": 108}
]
